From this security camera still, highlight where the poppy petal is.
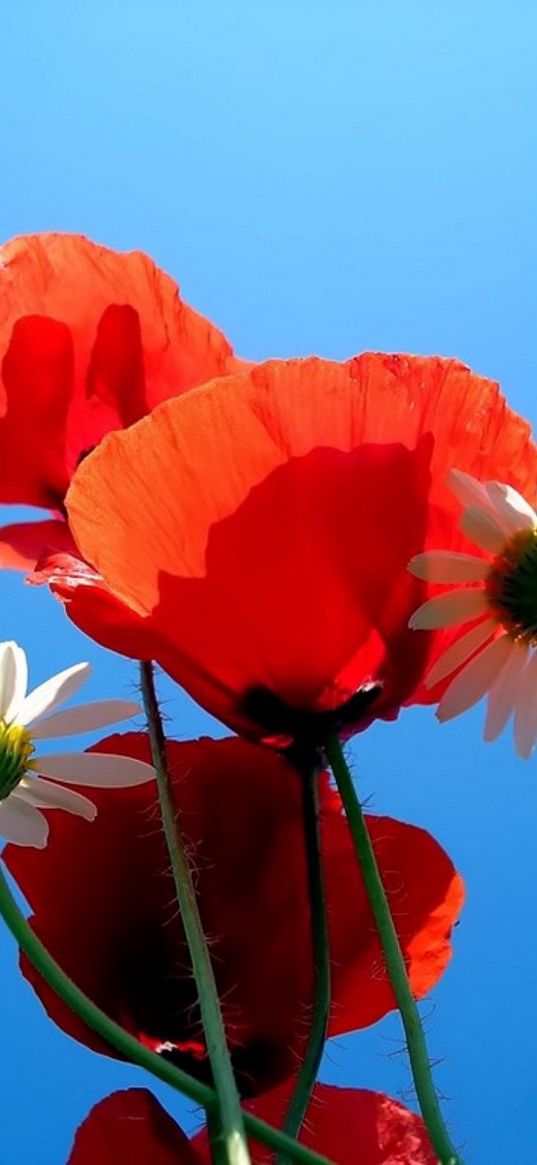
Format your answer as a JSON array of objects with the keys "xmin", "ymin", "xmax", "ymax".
[
  {"xmin": 0, "ymin": 519, "xmax": 77, "ymax": 571},
  {"xmin": 4, "ymin": 733, "xmax": 463, "ymax": 1095},
  {"xmin": 66, "ymin": 353, "xmax": 537, "ymax": 734},
  {"xmin": 249, "ymin": 1082, "xmax": 438, "ymax": 1164},
  {"xmin": 196, "ymin": 1081, "xmax": 438, "ymax": 1164},
  {"xmin": 0, "ymin": 232, "xmax": 245, "ymax": 517},
  {"xmin": 0, "ymin": 314, "xmax": 73, "ymax": 506},
  {"xmin": 69, "ymin": 1083, "xmax": 437, "ymax": 1165},
  {"xmin": 67, "ymin": 1089, "xmax": 199, "ymax": 1165}
]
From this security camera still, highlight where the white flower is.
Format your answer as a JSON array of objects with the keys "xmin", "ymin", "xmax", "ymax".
[
  {"xmin": 0, "ymin": 641, "xmax": 155, "ymax": 848},
  {"xmin": 408, "ymin": 469, "xmax": 537, "ymax": 758}
]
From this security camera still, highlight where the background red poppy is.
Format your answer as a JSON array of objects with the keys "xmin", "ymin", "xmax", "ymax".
[
  {"xmin": 67, "ymin": 1083, "xmax": 437, "ymax": 1165},
  {"xmin": 0, "ymin": 232, "xmax": 246, "ymax": 568},
  {"xmin": 4, "ymin": 732, "xmax": 463, "ymax": 1096}
]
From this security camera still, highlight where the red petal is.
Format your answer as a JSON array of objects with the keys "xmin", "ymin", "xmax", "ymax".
[
  {"xmin": 247, "ymin": 1083, "xmax": 437, "ymax": 1164},
  {"xmin": 192, "ymin": 1082, "xmax": 437, "ymax": 1164},
  {"xmin": 69, "ymin": 1083, "xmax": 436, "ymax": 1165},
  {"xmin": 85, "ymin": 304, "xmax": 146, "ymax": 425},
  {"xmin": 68, "ymin": 1089, "xmax": 199, "ymax": 1165},
  {"xmin": 0, "ymin": 519, "xmax": 77, "ymax": 570},
  {"xmin": 0, "ymin": 315, "xmax": 73, "ymax": 506},
  {"xmin": 0, "ymin": 232, "xmax": 244, "ymax": 509},
  {"xmin": 66, "ymin": 353, "xmax": 537, "ymax": 731},
  {"xmin": 30, "ymin": 551, "xmax": 161, "ymax": 662},
  {"xmin": 324, "ymin": 811, "xmax": 464, "ymax": 1032},
  {"xmin": 4, "ymin": 735, "xmax": 462, "ymax": 1095}
]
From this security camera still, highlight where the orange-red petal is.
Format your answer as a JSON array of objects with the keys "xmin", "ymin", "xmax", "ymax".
[
  {"xmin": 66, "ymin": 353, "xmax": 537, "ymax": 730},
  {"xmin": 0, "ymin": 232, "xmax": 244, "ymax": 512}
]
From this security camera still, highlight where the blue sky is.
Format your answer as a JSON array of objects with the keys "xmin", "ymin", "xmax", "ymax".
[{"xmin": 1, "ymin": 3, "xmax": 536, "ymax": 1162}]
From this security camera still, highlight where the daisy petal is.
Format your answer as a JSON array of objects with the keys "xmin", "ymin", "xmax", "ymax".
[
  {"xmin": 425, "ymin": 617, "xmax": 497, "ymax": 688},
  {"xmin": 437, "ymin": 633, "xmax": 514, "ymax": 722},
  {"xmin": 31, "ymin": 751, "xmax": 156, "ymax": 787},
  {"xmin": 486, "ymin": 481, "xmax": 537, "ymax": 533},
  {"xmin": 17, "ymin": 776, "xmax": 97, "ymax": 821},
  {"xmin": 409, "ymin": 588, "xmax": 489, "ymax": 631},
  {"xmin": 0, "ymin": 643, "xmax": 18, "ymax": 719},
  {"xmin": 460, "ymin": 508, "xmax": 506, "ymax": 554},
  {"xmin": 408, "ymin": 551, "xmax": 489, "ymax": 583},
  {"xmin": 31, "ymin": 699, "xmax": 141, "ymax": 740},
  {"xmin": 0, "ymin": 641, "xmax": 28, "ymax": 722},
  {"xmin": 0, "ymin": 797, "xmax": 48, "ymax": 848},
  {"xmin": 448, "ymin": 471, "xmax": 524, "ymax": 538},
  {"xmin": 17, "ymin": 662, "xmax": 91, "ymax": 727},
  {"xmin": 485, "ymin": 641, "xmax": 529, "ymax": 742},
  {"xmin": 447, "ymin": 468, "xmax": 493, "ymax": 512},
  {"xmin": 514, "ymin": 651, "xmax": 537, "ymax": 759}
]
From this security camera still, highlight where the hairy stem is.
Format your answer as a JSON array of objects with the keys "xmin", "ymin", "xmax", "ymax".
[
  {"xmin": 0, "ymin": 863, "xmax": 332, "ymax": 1165},
  {"xmin": 325, "ymin": 733, "xmax": 461, "ymax": 1165},
  {"xmin": 207, "ymin": 1112, "xmax": 229, "ymax": 1165},
  {"xmin": 278, "ymin": 769, "xmax": 331, "ymax": 1161},
  {"xmin": 140, "ymin": 661, "xmax": 250, "ymax": 1165}
]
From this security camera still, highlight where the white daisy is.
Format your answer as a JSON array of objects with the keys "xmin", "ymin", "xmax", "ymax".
[
  {"xmin": 0, "ymin": 641, "xmax": 155, "ymax": 848},
  {"xmin": 407, "ymin": 468, "xmax": 537, "ymax": 758}
]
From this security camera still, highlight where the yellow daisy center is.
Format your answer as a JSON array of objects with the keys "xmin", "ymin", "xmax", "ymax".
[
  {"xmin": 0, "ymin": 720, "xmax": 34, "ymax": 801},
  {"xmin": 487, "ymin": 527, "xmax": 537, "ymax": 644}
]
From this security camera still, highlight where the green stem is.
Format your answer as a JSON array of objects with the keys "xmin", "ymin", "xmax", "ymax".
[
  {"xmin": 140, "ymin": 661, "xmax": 250, "ymax": 1165},
  {"xmin": 278, "ymin": 769, "xmax": 331, "ymax": 1162},
  {"xmin": 207, "ymin": 1112, "xmax": 229, "ymax": 1165},
  {"xmin": 325, "ymin": 733, "xmax": 461, "ymax": 1165},
  {"xmin": 0, "ymin": 862, "xmax": 331, "ymax": 1165}
]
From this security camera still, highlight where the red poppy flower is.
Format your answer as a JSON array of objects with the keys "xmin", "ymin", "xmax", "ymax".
[
  {"xmin": 4, "ymin": 733, "xmax": 462, "ymax": 1096},
  {"xmin": 0, "ymin": 232, "xmax": 245, "ymax": 569},
  {"xmin": 60, "ymin": 353, "xmax": 537, "ymax": 739},
  {"xmin": 68, "ymin": 1083, "xmax": 437, "ymax": 1164}
]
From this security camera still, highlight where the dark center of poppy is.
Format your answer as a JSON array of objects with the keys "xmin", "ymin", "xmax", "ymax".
[
  {"xmin": 487, "ymin": 527, "xmax": 537, "ymax": 644},
  {"xmin": 76, "ymin": 444, "xmax": 98, "ymax": 468},
  {"xmin": 0, "ymin": 721, "xmax": 33, "ymax": 800},
  {"xmin": 242, "ymin": 682, "xmax": 383, "ymax": 765}
]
